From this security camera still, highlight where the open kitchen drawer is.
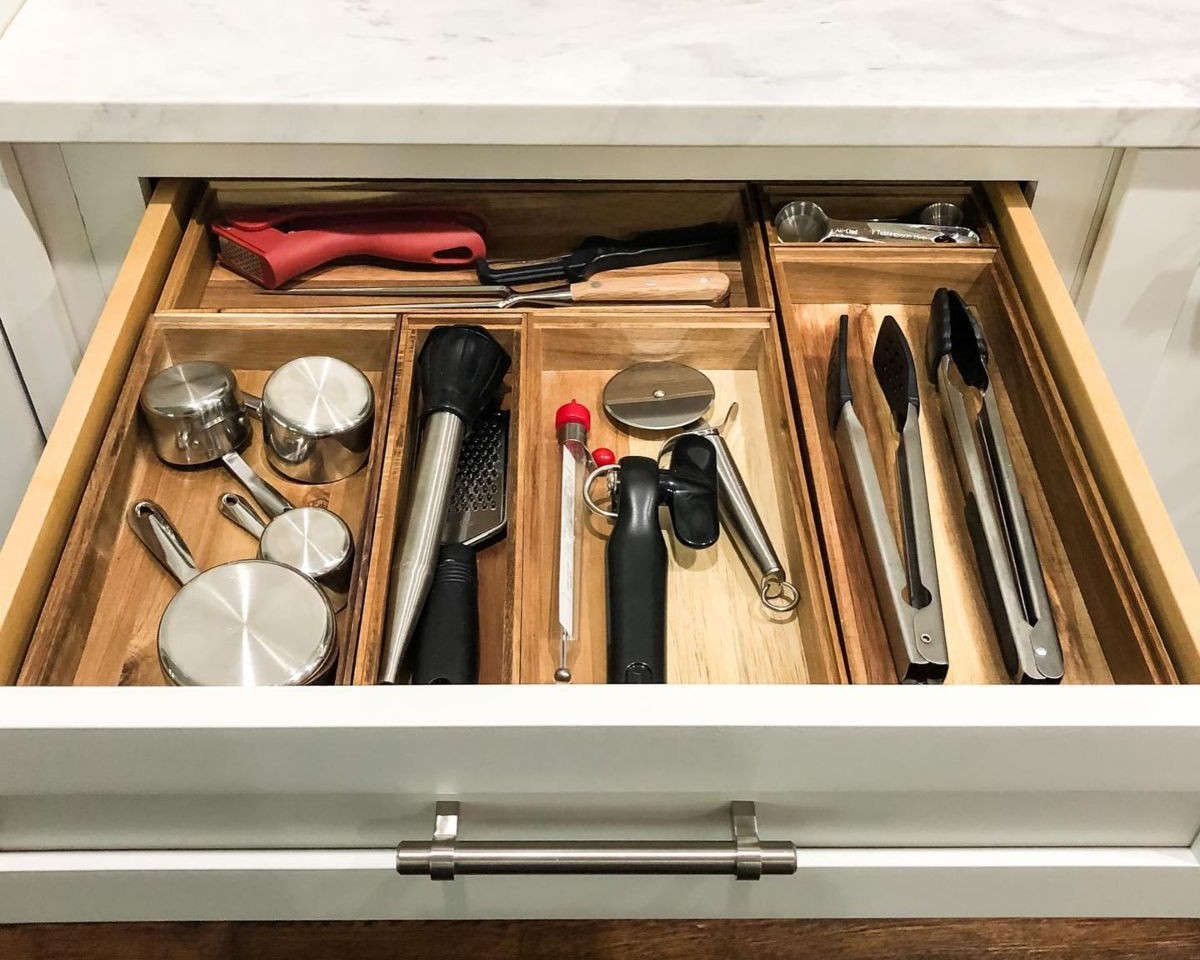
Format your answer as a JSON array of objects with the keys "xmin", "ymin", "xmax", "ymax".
[{"xmin": 0, "ymin": 179, "xmax": 1199, "ymax": 923}]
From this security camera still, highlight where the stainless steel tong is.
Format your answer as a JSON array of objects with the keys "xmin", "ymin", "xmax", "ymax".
[
  {"xmin": 827, "ymin": 315, "xmax": 948, "ymax": 683},
  {"xmin": 926, "ymin": 289, "xmax": 1063, "ymax": 683}
]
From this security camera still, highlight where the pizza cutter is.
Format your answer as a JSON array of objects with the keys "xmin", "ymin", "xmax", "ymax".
[{"xmin": 602, "ymin": 361, "xmax": 800, "ymax": 612}]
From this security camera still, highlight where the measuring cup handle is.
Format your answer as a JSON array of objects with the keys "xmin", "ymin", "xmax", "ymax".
[
  {"xmin": 127, "ymin": 500, "xmax": 202, "ymax": 585},
  {"xmin": 217, "ymin": 492, "xmax": 268, "ymax": 539},
  {"xmin": 221, "ymin": 451, "xmax": 292, "ymax": 518}
]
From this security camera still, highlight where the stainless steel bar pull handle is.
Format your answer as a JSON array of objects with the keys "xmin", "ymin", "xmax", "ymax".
[{"xmin": 396, "ymin": 801, "xmax": 796, "ymax": 881}]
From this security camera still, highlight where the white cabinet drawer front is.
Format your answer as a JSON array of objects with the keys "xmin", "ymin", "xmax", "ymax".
[{"xmin": 2, "ymin": 686, "xmax": 1200, "ymax": 849}]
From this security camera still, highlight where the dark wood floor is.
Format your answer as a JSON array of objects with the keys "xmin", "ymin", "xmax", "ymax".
[{"xmin": 3, "ymin": 919, "xmax": 1200, "ymax": 960}]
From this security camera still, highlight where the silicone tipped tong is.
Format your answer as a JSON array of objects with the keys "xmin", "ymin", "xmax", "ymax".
[
  {"xmin": 926, "ymin": 289, "xmax": 1063, "ymax": 684},
  {"xmin": 827, "ymin": 315, "xmax": 948, "ymax": 684}
]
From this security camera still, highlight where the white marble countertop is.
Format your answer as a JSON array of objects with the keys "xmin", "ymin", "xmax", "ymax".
[{"xmin": 0, "ymin": 0, "xmax": 1198, "ymax": 146}]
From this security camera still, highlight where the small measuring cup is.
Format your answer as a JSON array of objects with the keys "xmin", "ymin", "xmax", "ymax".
[
  {"xmin": 774, "ymin": 201, "xmax": 980, "ymax": 245},
  {"xmin": 218, "ymin": 492, "xmax": 354, "ymax": 612},
  {"xmin": 140, "ymin": 360, "xmax": 291, "ymax": 516},
  {"xmin": 128, "ymin": 499, "xmax": 336, "ymax": 686}
]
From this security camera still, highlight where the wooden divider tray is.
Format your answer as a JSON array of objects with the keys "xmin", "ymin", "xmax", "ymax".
[
  {"xmin": 515, "ymin": 312, "xmax": 842, "ymax": 685},
  {"xmin": 770, "ymin": 245, "xmax": 1177, "ymax": 684},
  {"xmin": 757, "ymin": 182, "xmax": 1000, "ymax": 247},
  {"xmin": 353, "ymin": 318, "xmax": 523, "ymax": 685},
  {"xmin": 351, "ymin": 311, "xmax": 841, "ymax": 685},
  {"xmin": 19, "ymin": 315, "xmax": 398, "ymax": 686},
  {"xmin": 157, "ymin": 181, "xmax": 773, "ymax": 313}
]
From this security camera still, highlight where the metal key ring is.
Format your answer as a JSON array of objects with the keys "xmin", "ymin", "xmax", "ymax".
[
  {"xmin": 761, "ymin": 577, "xmax": 800, "ymax": 613},
  {"xmin": 584, "ymin": 463, "xmax": 620, "ymax": 519}
]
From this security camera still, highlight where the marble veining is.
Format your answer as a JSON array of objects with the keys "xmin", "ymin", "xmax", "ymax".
[{"xmin": 0, "ymin": 0, "xmax": 1197, "ymax": 145}]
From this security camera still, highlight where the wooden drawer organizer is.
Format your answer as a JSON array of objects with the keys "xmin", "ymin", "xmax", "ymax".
[
  {"xmin": 3, "ymin": 179, "xmax": 1196, "ymax": 688},
  {"xmin": 158, "ymin": 180, "xmax": 773, "ymax": 313},
  {"xmin": 763, "ymin": 183, "xmax": 1176, "ymax": 685},
  {"xmin": 18, "ymin": 316, "xmax": 399, "ymax": 686}
]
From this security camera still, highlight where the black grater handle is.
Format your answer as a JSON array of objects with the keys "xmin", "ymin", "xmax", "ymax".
[{"xmin": 409, "ymin": 543, "xmax": 480, "ymax": 684}]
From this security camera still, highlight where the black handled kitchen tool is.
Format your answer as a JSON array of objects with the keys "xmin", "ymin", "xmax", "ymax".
[
  {"xmin": 381, "ymin": 325, "xmax": 511, "ymax": 684},
  {"xmin": 408, "ymin": 409, "xmax": 510, "ymax": 685},
  {"xmin": 586, "ymin": 433, "xmax": 719, "ymax": 684},
  {"xmin": 475, "ymin": 222, "xmax": 738, "ymax": 286},
  {"xmin": 827, "ymin": 314, "xmax": 948, "ymax": 684},
  {"xmin": 603, "ymin": 361, "xmax": 799, "ymax": 612},
  {"xmin": 926, "ymin": 288, "xmax": 1063, "ymax": 683}
]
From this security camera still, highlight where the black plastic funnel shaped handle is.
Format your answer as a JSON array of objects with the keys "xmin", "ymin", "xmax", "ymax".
[{"xmin": 417, "ymin": 325, "xmax": 512, "ymax": 423}]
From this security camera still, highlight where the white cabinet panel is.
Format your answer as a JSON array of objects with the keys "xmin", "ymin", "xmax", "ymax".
[
  {"xmin": 0, "ymin": 144, "xmax": 79, "ymax": 428},
  {"xmin": 1078, "ymin": 148, "xmax": 1200, "ymax": 571},
  {"xmin": 0, "ymin": 328, "xmax": 42, "ymax": 537},
  {"xmin": 1129, "ymin": 265, "xmax": 1200, "ymax": 573}
]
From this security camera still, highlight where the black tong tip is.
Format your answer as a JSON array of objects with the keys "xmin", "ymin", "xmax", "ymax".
[
  {"xmin": 828, "ymin": 313, "xmax": 921, "ymax": 434},
  {"xmin": 873, "ymin": 315, "xmax": 920, "ymax": 433},
  {"xmin": 927, "ymin": 287, "xmax": 989, "ymax": 390},
  {"xmin": 826, "ymin": 314, "xmax": 854, "ymax": 432}
]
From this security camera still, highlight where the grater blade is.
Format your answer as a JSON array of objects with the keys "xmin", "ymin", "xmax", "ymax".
[
  {"xmin": 216, "ymin": 234, "xmax": 268, "ymax": 284},
  {"xmin": 445, "ymin": 409, "xmax": 509, "ymax": 547}
]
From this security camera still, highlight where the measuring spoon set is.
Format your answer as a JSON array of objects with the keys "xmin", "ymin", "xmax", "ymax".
[{"xmin": 774, "ymin": 200, "xmax": 981, "ymax": 245}]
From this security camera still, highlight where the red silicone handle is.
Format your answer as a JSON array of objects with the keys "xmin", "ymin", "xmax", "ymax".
[
  {"xmin": 212, "ymin": 212, "xmax": 487, "ymax": 288},
  {"xmin": 221, "ymin": 205, "xmax": 486, "ymax": 234}
]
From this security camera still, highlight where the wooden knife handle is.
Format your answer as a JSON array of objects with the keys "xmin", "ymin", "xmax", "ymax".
[{"xmin": 569, "ymin": 271, "xmax": 731, "ymax": 305}]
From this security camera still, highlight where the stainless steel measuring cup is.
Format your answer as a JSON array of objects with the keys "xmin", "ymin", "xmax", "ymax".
[
  {"xmin": 245, "ymin": 355, "xmax": 375, "ymax": 484},
  {"xmin": 139, "ymin": 360, "xmax": 290, "ymax": 516},
  {"xmin": 127, "ymin": 499, "xmax": 336, "ymax": 686},
  {"xmin": 218, "ymin": 491, "xmax": 354, "ymax": 612},
  {"xmin": 774, "ymin": 200, "xmax": 980, "ymax": 245}
]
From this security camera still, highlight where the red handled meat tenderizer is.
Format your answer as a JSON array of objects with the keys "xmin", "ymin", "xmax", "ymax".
[{"xmin": 211, "ymin": 207, "xmax": 487, "ymax": 288}]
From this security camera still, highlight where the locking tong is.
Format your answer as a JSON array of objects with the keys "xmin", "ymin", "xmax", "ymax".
[
  {"xmin": 926, "ymin": 289, "xmax": 1063, "ymax": 683},
  {"xmin": 827, "ymin": 315, "xmax": 948, "ymax": 683}
]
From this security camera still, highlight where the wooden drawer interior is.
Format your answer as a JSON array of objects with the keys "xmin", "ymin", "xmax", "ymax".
[
  {"xmin": 353, "ymin": 319, "xmax": 523, "ymax": 685},
  {"xmin": 18, "ymin": 316, "xmax": 398, "ymax": 686},
  {"xmin": 770, "ymin": 241, "xmax": 1176, "ymax": 684},
  {"xmin": 158, "ymin": 181, "xmax": 773, "ymax": 313},
  {"xmin": 3, "ymin": 177, "xmax": 1193, "ymax": 688},
  {"xmin": 757, "ymin": 181, "xmax": 1000, "ymax": 247},
  {"xmin": 513, "ymin": 313, "xmax": 842, "ymax": 685}
]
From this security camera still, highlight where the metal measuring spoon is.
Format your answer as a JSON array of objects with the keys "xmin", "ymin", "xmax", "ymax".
[
  {"xmin": 774, "ymin": 201, "xmax": 980, "ymax": 245},
  {"xmin": 918, "ymin": 202, "xmax": 965, "ymax": 228}
]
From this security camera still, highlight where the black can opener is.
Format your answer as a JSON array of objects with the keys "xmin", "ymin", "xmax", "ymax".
[
  {"xmin": 584, "ymin": 434, "xmax": 720, "ymax": 683},
  {"xmin": 475, "ymin": 222, "xmax": 738, "ymax": 286}
]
